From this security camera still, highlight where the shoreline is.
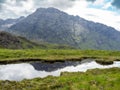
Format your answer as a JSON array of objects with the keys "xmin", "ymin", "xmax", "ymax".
[
  {"xmin": 0, "ymin": 49, "xmax": 120, "ymax": 65},
  {"xmin": 0, "ymin": 56, "xmax": 119, "ymax": 65}
]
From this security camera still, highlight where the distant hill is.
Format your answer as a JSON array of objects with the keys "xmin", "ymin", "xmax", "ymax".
[
  {"xmin": 0, "ymin": 31, "xmax": 41, "ymax": 49},
  {"xmin": 7, "ymin": 7, "xmax": 120, "ymax": 50},
  {"xmin": 0, "ymin": 31, "xmax": 74, "ymax": 49}
]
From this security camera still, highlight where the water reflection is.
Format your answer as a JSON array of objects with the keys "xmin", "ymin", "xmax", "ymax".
[
  {"xmin": 0, "ymin": 60, "xmax": 120, "ymax": 81},
  {"xmin": 31, "ymin": 61, "xmax": 81, "ymax": 71},
  {"xmin": 30, "ymin": 59, "xmax": 93, "ymax": 72}
]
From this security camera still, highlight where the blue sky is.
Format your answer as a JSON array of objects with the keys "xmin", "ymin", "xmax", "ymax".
[{"xmin": 0, "ymin": 0, "xmax": 120, "ymax": 30}]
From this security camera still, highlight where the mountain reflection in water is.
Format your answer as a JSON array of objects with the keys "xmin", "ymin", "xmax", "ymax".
[{"xmin": 0, "ymin": 59, "xmax": 120, "ymax": 81}]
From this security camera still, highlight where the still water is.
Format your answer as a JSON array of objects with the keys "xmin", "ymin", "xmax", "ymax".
[{"xmin": 0, "ymin": 59, "xmax": 120, "ymax": 81}]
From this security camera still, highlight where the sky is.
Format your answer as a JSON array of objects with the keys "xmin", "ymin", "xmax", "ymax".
[{"xmin": 0, "ymin": 0, "xmax": 120, "ymax": 31}]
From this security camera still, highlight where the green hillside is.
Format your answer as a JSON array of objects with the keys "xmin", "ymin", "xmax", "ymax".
[{"xmin": 0, "ymin": 31, "xmax": 74, "ymax": 49}]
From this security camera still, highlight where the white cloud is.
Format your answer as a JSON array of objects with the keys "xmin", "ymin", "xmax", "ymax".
[
  {"xmin": 0, "ymin": 0, "xmax": 35, "ymax": 19},
  {"xmin": 102, "ymin": 2, "xmax": 112, "ymax": 9},
  {"xmin": 0, "ymin": 0, "xmax": 76, "ymax": 19},
  {"xmin": 94, "ymin": 0, "xmax": 104, "ymax": 5}
]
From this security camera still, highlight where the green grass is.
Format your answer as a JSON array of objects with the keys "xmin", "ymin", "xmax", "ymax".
[
  {"xmin": 0, "ymin": 68, "xmax": 120, "ymax": 90},
  {"xmin": 0, "ymin": 49, "xmax": 120, "ymax": 63},
  {"xmin": 0, "ymin": 49, "xmax": 120, "ymax": 89}
]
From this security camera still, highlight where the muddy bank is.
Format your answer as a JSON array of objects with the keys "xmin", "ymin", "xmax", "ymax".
[{"xmin": 0, "ymin": 56, "xmax": 120, "ymax": 65}]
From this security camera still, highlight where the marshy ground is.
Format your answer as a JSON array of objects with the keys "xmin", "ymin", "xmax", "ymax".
[{"xmin": 0, "ymin": 49, "xmax": 120, "ymax": 90}]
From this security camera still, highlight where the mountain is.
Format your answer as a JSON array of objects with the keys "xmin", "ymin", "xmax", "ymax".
[
  {"xmin": 8, "ymin": 7, "xmax": 120, "ymax": 50},
  {"xmin": 0, "ymin": 16, "xmax": 24, "ymax": 31}
]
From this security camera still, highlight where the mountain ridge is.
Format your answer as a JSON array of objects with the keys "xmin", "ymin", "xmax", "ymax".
[
  {"xmin": 0, "ymin": 16, "xmax": 25, "ymax": 31},
  {"xmin": 6, "ymin": 7, "xmax": 120, "ymax": 50}
]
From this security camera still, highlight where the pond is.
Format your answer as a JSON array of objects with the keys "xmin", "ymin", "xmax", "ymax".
[{"xmin": 0, "ymin": 59, "xmax": 120, "ymax": 81}]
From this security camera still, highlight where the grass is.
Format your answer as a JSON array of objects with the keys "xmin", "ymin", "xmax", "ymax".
[
  {"xmin": 0, "ymin": 68, "xmax": 120, "ymax": 90},
  {"xmin": 0, "ymin": 49, "xmax": 120, "ymax": 64},
  {"xmin": 0, "ymin": 49, "xmax": 120, "ymax": 89}
]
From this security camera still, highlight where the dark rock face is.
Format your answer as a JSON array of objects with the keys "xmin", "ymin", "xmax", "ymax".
[
  {"xmin": 8, "ymin": 7, "xmax": 120, "ymax": 50},
  {"xmin": 0, "ymin": 31, "xmax": 22, "ymax": 49}
]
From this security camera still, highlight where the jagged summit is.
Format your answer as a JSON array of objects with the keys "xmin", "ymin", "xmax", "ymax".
[{"xmin": 36, "ymin": 7, "xmax": 60, "ymax": 12}]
